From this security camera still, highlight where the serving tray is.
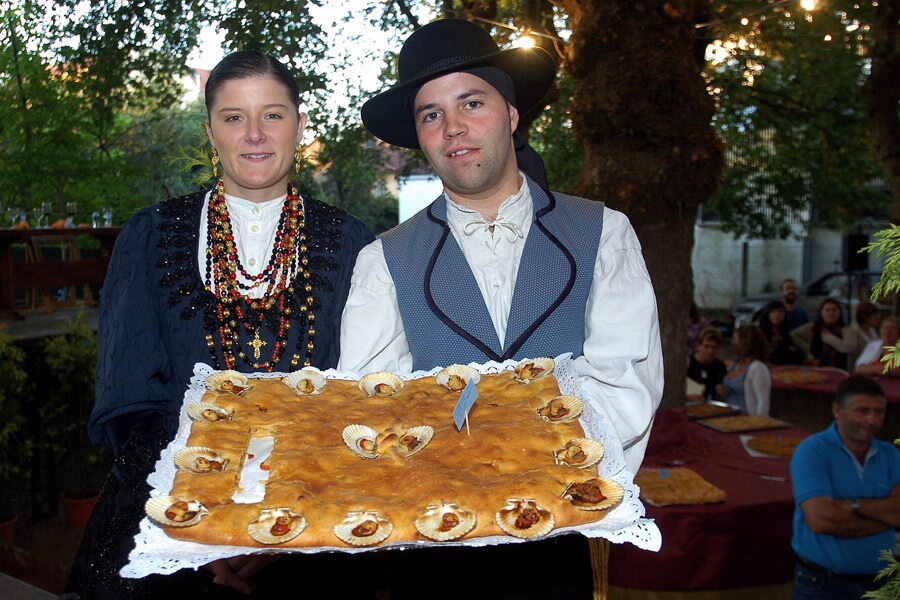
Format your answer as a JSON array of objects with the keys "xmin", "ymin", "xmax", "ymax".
[
  {"xmin": 685, "ymin": 401, "xmax": 741, "ymax": 420},
  {"xmin": 698, "ymin": 414, "xmax": 791, "ymax": 433}
]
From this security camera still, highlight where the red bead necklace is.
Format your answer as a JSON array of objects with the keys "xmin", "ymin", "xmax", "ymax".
[{"xmin": 204, "ymin": 179, "xmax": 314, "ymax": 371}]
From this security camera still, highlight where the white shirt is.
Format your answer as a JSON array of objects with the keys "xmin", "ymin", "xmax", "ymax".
[
  {"xmin": 197, "ymin": 191, "xmax": 290, "ymax": 300},
  {"xmin": 855, "ymin": 338, "xmax": 886, "ymax": 371},
  {"xmin": 338, "ymin": 177, "xmax": 664, "ymax": 472}
]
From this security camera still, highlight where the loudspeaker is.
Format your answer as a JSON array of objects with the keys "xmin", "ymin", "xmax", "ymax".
[{"xmin": 842, "ymin": 233, "xmax": 869, "ymax": 272}]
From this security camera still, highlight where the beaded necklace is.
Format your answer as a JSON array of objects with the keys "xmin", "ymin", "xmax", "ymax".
[{"xmin": 203, "ymin": 179, "xmax": 315, "ymax": 371}]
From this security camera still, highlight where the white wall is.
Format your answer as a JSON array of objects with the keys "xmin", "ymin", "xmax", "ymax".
[
  {"xmin": 691, "ymin": 223, "xmax": 886, "ymax": 311},
  {"xmin": 398, "ymin": 175, "xmax": 443, "ymax": 223}
]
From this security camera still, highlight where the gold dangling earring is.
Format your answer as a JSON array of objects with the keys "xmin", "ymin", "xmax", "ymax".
[
  {"xmin": 211, "ymin": 147, "xmax": 220, "ymax": 178},
  {"xmin": 294, "ymin": 144, "xmax": 303, "ymax": 173}
]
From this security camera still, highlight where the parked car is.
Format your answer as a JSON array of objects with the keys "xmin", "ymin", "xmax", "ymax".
[{"xmin": 730, "ymin": 270, "xmax": 888, "ymax": 329}]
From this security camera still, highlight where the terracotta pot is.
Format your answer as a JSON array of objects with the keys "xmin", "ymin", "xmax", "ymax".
[
  {"xmin": 61, "ymin": 492, "xmax": 98, "ymax": 528},
  {"xmin": 0, "ymin": 512, "xmax": 17, "ymax": 543}
]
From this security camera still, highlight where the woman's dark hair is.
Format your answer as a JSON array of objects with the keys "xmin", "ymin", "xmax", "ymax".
[
  {"xmin": 758, "ymin": 300, "xmax": 788, "ymax": 340},
  {"xmin": 813, "ymin": 298, "xmax": 846, "ymax": 328},
  {"xmin": 855, "ymin": 300, "xmax": 880, "ymax": 325},
  {"xmin": 811, "ymin": 298, "xmax": 847, "ymax": 367},
  {"xmin": 735, "ymin": 324, "xmax": 769, "ymax": 362},
  {"xmin": 205, "ymin": 50, "xmax": 300, "ymax": 115}
]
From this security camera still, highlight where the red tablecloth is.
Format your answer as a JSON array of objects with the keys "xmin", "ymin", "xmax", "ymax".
[
  {"xmin": 771, "ymin": 365, "xmax": 900, "ymax": 403},
  {"xmin": 770, "ymin": 366, "xmax": 900, "ymax": 439},
  {"xmin": 608, "ymin": 408, "xmax": 810, "ymax": 591}
]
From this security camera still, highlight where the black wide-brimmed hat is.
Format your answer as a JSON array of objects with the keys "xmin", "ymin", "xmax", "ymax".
[{"xmin": 361, "ymin": 18, "xmax": 556, "ymax": 149}]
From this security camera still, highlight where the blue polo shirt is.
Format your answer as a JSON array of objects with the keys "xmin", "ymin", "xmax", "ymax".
[{"xmin": 791, "ymin": 422, "xmax": 900, "ymax": 575}]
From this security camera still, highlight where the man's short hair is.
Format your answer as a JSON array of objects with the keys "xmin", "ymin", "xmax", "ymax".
[
  {"xmin": 697, "ymin": 326, "xmax": 722, "ymax": 346},
  {"xmin": 835, "ymin": 375, "xmax": 885, "ymax": 408}
]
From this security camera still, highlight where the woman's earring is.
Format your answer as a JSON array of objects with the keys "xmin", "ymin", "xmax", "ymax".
[
  {"xmin": 211, "ymin": 147, "xmax": 220, "ymax": 178},
  {"xmin": 294, "ymin": 144, "xmax": 303, "ymax": 173}
]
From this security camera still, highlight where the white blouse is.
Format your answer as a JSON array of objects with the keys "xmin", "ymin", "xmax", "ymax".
[
  {"xmin": 197, "ymin": 191, "xmax": 291, "ymax": 300},
  {"xmin": 338, "ymin": 177, "xmax": 663, "ymax": 472}
]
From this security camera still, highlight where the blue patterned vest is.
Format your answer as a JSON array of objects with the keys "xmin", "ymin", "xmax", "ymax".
[{"xmin": 381, "ymin": 178, "xmax": 605, "ymax": 371}]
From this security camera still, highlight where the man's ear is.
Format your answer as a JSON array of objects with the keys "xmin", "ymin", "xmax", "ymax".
[{"xmin": 508, "ymin": 103, "xmax": 519, "ymax": 133}]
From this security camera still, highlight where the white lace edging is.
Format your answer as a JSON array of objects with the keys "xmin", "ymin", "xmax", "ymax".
[{"xmin": 122, "ymin": 355, "xmax": 661, "ymax": 577}]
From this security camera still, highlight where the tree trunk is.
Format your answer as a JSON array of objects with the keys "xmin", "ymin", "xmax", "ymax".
[
  {"xmin": 563, "ymin": 0, "xmax": 724, "ymax": 407},
  {"xmin": 863, "ymin": 0, "xmax": 900, "ymax": 225}
]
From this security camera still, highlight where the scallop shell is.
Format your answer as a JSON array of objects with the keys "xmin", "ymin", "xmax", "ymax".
[
  {"xmin": 187, "ymin": 402, "xmax": 233, "ymax": 423},
  {"xmin": 496, "ymin": 498, "xmax": 555, "ymax": 539},
  {"xmin": 562, "ymin": 478, "xmax": 625, "ymax": 511},
  {"xmin": 206, "ymin": 370, "xmax": 252, "ymax": 395},
  {"xmin": 247, "ymin": 507, "xmax": 308, "ymax": 544},
  {"xmin": 333, "ymin": 511, "xmax": 393, "ymax": 546},
  {"xmin": 396, "ymin": 425, "xmax": 434, "ymax": 458},
  {"xmin": 358, "ymin": 371, "xmax": 405, "ymax": 397},
  {"xmin": 414, "ymin": 503, "xmax": 477, "ymax": 541},
  {"xmin": 553, "ymin": 438, "xmax": 604, "ymax": 469},
  {"xmin": 435, "ymin": 365, "xmax": 481, "ymax": 391},
  {"xmin": 342, "ymin": 424, "xmax": 380, "ymax": 459},
  {"xmin": 537, "ymin": 395, "xmax": 584, "ymax": 423},
  {"xmin": 174, "ymin": 446, "xmax": 229, "ymax": 473},
  {"xmin": 513, "ymin": 358, "xmax": 555, "ymax": 383},
  {"xmin": 283, "ymin": 369, "xmax": 327, "ymax": 395},
  {"xmin": 145, "ymin": 496, "xmax": 208, "ymax": 527}
]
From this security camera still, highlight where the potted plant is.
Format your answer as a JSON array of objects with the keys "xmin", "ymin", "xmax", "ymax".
[
  {"xmin": 40, "ymin": 311, "xmax": 109, "ymax": 527},
  {"xmin": 0, "ymin": 324, "xmax": 33, "ymax": 541}
]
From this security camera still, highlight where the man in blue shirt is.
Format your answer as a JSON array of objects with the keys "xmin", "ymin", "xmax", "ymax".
[
  {"xmin": 781, "ymin": 278, "xmax": 810, "ymax": 331},
  {"xmin": 790, "ymin": 375, "xmax": 900, "ymax": 599}
]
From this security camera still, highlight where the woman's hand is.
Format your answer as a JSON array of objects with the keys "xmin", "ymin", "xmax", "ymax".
[{"xmin": 204, "ymin": 555, "xmax": 280, "ymax": 594}]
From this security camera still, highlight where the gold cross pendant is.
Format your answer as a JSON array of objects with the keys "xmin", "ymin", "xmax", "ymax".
[{"xmin": 249, "ymin": 330, "xmax": 267, "ymax": 360}]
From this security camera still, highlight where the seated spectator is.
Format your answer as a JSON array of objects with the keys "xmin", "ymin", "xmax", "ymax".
[
  {"xmin": 790, "ymin": 376, "xmax": 900, "ymax": 598},
  {"xmin": 758, "ymin": 300, "xmax": 805, "ymax": 365},
  {"xmin": 687, "ymin": 301, "xmax": 710, "ymax": 354},
  {"xmin": 855, "ymin": 317, "xmax": 900, "ymax": 377},
  {"xmin": 780, "ymin": 278, "xmax": 810, "ymax": 330},
  {"xmin": 792, "ymin": 298, "xmax": 861, "ymax": 370},
  {"xmin": 687, "ymin": 326, "xmax": 727, "ymax": 401},
  {"xmin": 854, "ymin": 301, "xmax": 882, "ymax": 343},
  {"xmin": 718, "ymin": 324, "xmax": 771, "ymax": 416}
]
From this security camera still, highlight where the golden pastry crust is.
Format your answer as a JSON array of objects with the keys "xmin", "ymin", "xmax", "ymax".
[
  {"xmin": 746, "ymin": 434, "xmax": 804, "ymax": 458},
  {"xmin": 151, "ymin": 369, "xmax": 622, "ymax": 548},
  {"xmin": 635, "ymin": 467, "xmax": 727, "ymax": 506},
  {"xmin": 772, "ymin": 369, "xmax": 830, "ymax": 384},
  {"xmin": 700, "ymin": 414, "xmax": 789, "ymax": 433}
]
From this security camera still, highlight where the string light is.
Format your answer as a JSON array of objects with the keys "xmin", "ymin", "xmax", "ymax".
[
  {"xmin": 696, "ymin": 0, "xmax": 815, "ymax": 28},
  {"xmin": 513, "ymin": 32, "xmax": 536, "ymax": 48}
]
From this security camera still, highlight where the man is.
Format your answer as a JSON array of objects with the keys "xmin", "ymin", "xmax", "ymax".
[
  {"xmin": 338, "ymin": 17, "xmax": 662, "ymax": 599},
  {"xmin": 855, "ymin": 316, "xmax": 899, "ymax": 376},
  {"xmin": 790, "ymin": 376, "xmax": 900, "ymax": 599},
  {"xmin": 687, "ymin": 326, "xmax": 727, "ymax": 401},
  {"xmin": 780, "ymin": 278, "xmax": 810, "ymax": 331}
]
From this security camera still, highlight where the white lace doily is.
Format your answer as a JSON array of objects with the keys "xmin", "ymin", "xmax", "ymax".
[{"xmin": 123, "ymin": 355, "xmax": 661, "ymax": 577}]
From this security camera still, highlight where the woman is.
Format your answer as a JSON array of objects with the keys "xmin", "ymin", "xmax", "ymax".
[
  {"xmin": 792, "ymin": 298, "xmax": 858, "ymax": 369},
  {"xmin": 757, "ymin": 300, "xmax": 805, "ymax": 365},
  {"xmin": 853, "ymin": 300, "xmax": 882, "ymax": 343},
  {"xmin": 65, "ymin": 51, "xmax": 375, "ymax": 598},
  {"xmin": 686, "ymin": 326, "xmax": 727, "ymax": 400},
  {"xmin": 855, "ymin": 316, "xmax": 900, "ymax": 376},
  {"xmin": 718, "ymin": 324, "xmax": 771, "ymax": 416}
]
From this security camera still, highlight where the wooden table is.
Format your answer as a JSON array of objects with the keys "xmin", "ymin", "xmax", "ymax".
[
  {"xmin": 608, "ymin": 408, "xmax": 810, "ymax": 598},
  {"xmin": 0, "ymin": 227, "xmax": 120, "ymax": 318},
  {"xmin": 770, "ymin": 366, "xmax": 900, "ymax": 440}
]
